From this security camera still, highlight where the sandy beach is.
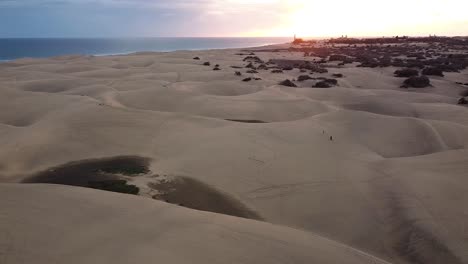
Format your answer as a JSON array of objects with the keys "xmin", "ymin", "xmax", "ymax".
[{"xmin": 1, "ymin": 38, "xmax": 468, "ymax": 264}]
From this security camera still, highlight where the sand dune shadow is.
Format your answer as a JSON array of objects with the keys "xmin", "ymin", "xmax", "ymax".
[{"xmin": 149, "ymin": 176, "xmax": 262, "ymax": 221}]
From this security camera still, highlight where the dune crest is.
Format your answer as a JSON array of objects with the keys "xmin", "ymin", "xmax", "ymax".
[{"xmin": 1, "ymin": 41, "xmax": 467, "ymax": 263}]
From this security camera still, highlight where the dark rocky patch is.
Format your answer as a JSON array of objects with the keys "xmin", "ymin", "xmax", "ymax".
[
  {"xmin": 271, "ymin": 69, "xmax": 283, "ymax": 73},
  {"xmin": 243, "ymin": 56, "xmax": 263, "ymax": 63},
  {"xmin": 422, "ymin": 67, "xmax": 444, "ymax": 77},
  {"xmin": 269, "ymin": 59, "xmax": 328, "ymax": 73},
  {"xmin": 245, "ymin": 62, "xmax": 256, "ymax": 69},
  {"xmin": 242, "ymin": 77, "xmax": 252, "ymax": 82},
  {"xmin": 403, "ymin": 75, "xmax": 431, "ymax": 88},
  {"xmin": 235, "ymin": 71, "xmax": 242, "ymax": 76},
  {"xmin": 246, "ymin": 70, "xmax": 258, "ymax": 74},
  {"xmin": 203, "ymin": 62, "xmax": 211, "ymax": 66},
  {"xmin": 314, "ymin": 81, "xmax": 333, "ymax": 88},
  {"xmin": 291, "ymin": 37, "xmax": 468, "ymax": 71},
  {"xmin": 329, "ymin": 54, "xmax": 348, "ymax": 61},
  {"xmin": 394, "ymin": 68, "xmax": 419, "ymax": 77},
  {"xmin": 324, "ymin": 78, "xmax": 338, "ymax": 85},
  {"xmin": 193, "ymin": 57, "xmax": 200, "ymax": 60},
  {"xmin": 279, "ymin": 79, "xmax": 297, "ymax": 87},
  {"xmin": 317, "ymin": 59, "xmax": 327, "ymax": 64},
  {"xmin": 458, "ymin": 97, "xmax": 467, "ymax": 105},
  {"xmin": 309, "ymin": 66, "xmax": 328, "ymax": 74},
  {"xmin": 297, "ymin": 75, "xmax": 313, "ymax": 81},
  {"xmin": 213, "ymin": 67, "xmax": 221, "ymax": 71},
  {"xmin": 357, "ymin": 59, "xmax": 380, "ymax": 68},
  {"xmin": 332, "ymin": 73, "xmax": 344, "ymax": 78},
  {"xmin": 313, "ymin": 79, "xmax": 337, "ymax": 88}
]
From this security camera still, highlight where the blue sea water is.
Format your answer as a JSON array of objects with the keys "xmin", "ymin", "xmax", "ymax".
[{"xmin": 0, "ymin": 37, "xmax": 290, "ymax": 61}]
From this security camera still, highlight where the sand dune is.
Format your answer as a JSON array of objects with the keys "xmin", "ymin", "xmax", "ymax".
[
  {"xmin": 0, "ymin": 45, "xmax": 467, "ymax": 264},
  {"xmin": 0, "ymin": 184, "xmax": 391, "ymax": 264}
]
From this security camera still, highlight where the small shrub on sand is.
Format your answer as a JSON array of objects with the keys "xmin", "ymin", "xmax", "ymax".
[
  {"xmin": 422, "ymin": 67, "xmax": 444, "ymax": 77},
  {"xmin": 403, "ymin": 75, "xmax": 431, "ymax": 88},
  {"xmin": 394, "ymin": 68, "xmax": 419, "ymax": 77},
  {"xmin": 297, "ymin": 75, "xmax": 313, "ymax": 81},
  {"xmin": 313, "ymin": 78, "xmax": 337, "ymax": 88},
  {"xmin": 279, "ymin": 79, "xmax": 297, "ymax": 87},
  {"xmin": 314, "ymin": 81, "xmax": 333, "ymax": 88}
]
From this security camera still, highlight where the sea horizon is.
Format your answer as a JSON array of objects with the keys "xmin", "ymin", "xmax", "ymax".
[{"xmin": 0, "ymin": 37, "xmax": 291, "ymax": 61}]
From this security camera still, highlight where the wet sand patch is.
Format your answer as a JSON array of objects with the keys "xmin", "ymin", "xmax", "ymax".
[
  {"xmin": 22, "ymin": 157, "xmax": 262, "ymax": 220},
  {"xmin": 149, "ymin": 176, "xmax": 262, "ymax": 220},
  {"xmin": 22, "ymin": 156, "xmax": 150, "ymax": 195}
]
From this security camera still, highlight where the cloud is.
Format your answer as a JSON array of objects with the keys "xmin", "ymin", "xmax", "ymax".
[
  {"xmin": 1, "ymin": 0, "xmax": 466, "ymax": 37},
  {"xmin": 0, "ymin": 0, "xmax": 282, "ymax": 11},
  {"xmin": 0, "ymin": 0, "xmax": 287, "ymax": 37}
]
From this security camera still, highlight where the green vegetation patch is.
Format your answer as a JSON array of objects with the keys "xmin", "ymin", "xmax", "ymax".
[
  {"xmin": 99, "ymin": 164, "xmax": 149, "ymax": 176},
  {"xmin": 88, "ymin": 180, "xmax": 139, "ymax": 195}
]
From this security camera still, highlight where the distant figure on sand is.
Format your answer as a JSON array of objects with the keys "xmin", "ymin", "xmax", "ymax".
[{"xmin": 330, "ymin": 136, "xmax": 333, "ymax": 141}]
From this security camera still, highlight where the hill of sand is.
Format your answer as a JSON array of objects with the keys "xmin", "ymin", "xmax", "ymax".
[
  {"xmin": 0, "ymin": 45, "xmax": 467, "ymax": 264},
  {"xmin": 0, "ymin": 184, "xmax": 390, "ymax": 264}
]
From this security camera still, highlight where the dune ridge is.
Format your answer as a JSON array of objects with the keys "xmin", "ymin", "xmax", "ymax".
[{"xmin": 0, "ymin": 43, "xmax": 467, "ymax": 264}]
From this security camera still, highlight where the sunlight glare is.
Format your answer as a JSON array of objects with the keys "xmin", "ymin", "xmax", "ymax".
[{"xmin": 247, "ymin": 0, "xmax": 468, "ymax": 37}]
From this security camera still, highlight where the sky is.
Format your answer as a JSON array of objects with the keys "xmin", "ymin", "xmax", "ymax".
[{"xmin": 0, "ymin": 0, "xmax": 467, "ymax": 38}]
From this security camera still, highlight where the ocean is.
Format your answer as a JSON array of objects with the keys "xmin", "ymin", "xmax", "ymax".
[{"xmin": 0, "ymin": 37, "xmax": 290, "ymax": 61}]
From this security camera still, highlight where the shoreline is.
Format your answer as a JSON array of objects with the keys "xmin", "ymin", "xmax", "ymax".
[
  {"xmin": 0, "ymin": 44, "xmax": 283, "ymax": 62},
  {"xmin": 0, "ymin": 37, "xmax": 291, "ymax": 61}
]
